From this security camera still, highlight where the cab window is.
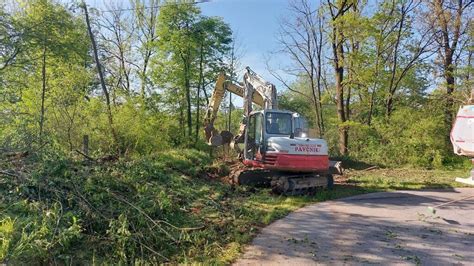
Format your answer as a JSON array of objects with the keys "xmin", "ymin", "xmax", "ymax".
[
  {"xmin": 248, "ymin": 113, "xmax": 263, "ymax": 144},
  {"xmin": 266, "ymin": 112, "xmax": 292, "ymax": 135}
]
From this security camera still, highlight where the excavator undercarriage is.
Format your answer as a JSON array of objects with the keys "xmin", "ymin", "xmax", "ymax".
[{"xmin": 230, "ymin": 162, "xmax": 340, "ymax": 195}]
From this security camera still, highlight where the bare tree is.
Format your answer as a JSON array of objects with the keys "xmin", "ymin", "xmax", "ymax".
[
  {"xmin": 271, "ymin": 0, "xmax": 327, "ymax": 137},
  {"xmin": 425, "ymin": 0, "xmax": 473, "ymax": 142},
  {"xmin": 384, "ymin": 0, "xmax": 434, "ymax": 117},
  {"xmin": 131, "ymin": 0, "xmax": 160, "ymax": 98},
  {"xmin": 98, "ymin": 1, "xmax": 134, "ymax": 95}
]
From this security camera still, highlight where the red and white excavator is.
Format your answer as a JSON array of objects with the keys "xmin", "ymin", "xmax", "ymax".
[
  {"xmin": 204, "ymin": 67, "xmax": 341, "ymax": 194},
  {"xmin": 451, "ymin": 89, "xmax": 474, "ymax": 185}
]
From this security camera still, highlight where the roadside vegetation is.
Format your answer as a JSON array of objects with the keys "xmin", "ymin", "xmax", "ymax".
[{"xmin": 1, "ymin": 148, "xmax": 470, "ymax": 264}]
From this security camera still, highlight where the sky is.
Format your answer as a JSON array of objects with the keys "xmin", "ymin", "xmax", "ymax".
[{"xmin": 199, "ymin": 0, "xmax": 290, "ymax": 85}]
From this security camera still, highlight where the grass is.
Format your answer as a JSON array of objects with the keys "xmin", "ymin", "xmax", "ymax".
[
  {"xmin": 1, "ymin": 150, "xmax": 471, "ymax": 264},
  {"xmin": 346, "ymin": 168, "xmax": 471, "ymax": 190}
]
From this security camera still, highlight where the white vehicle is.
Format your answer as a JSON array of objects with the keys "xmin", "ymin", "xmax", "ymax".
[{"xmin": 451, "ymin": 91, "xmax": 474, "ymax": 185}]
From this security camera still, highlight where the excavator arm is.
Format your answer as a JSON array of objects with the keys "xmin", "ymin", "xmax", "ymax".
[
  {"xmin": 204, "ymin": 67, "xmax": 277, "ymax": 146},
  {"xmin": 204, "ymin": 73, "xmax": 265, "ymax": 128}
]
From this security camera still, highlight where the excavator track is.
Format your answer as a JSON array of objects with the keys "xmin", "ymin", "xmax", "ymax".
[
  {"xmin": 231, "ymin": 168, "xmax": 333, "ymax": 195},
  {"xmin": 231, "ymin": 168, "xmax": 272, "ymax": 187},
  {"xmin": 271, "ymin": 174, "xmax": 333, "ymax": 195}
]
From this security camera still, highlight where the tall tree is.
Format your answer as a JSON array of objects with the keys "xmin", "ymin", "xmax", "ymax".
[
  {"xmin": 384, "ymin": 0, "xmax": 433, "ymax": 117},
  {"xmin": 155, "ymin": 4, "xmax": 200, "ymax": 138},
  {"xmin": 272, "ymin": 0, "xmax": 327, "ymax": 137},
  {"xmin": 425, "ymin": 0, "xmax": 473, "ymax": 142},
  {"xmin": 194, "ymin": 17, "xmax": 231, "ymax": 142},
  {"xmin": 98, "ymin": 1, "xmax": 134, "ymax": 95},
  {"xmin": 22, "ymin": 0, "xmax": 90, "ymax": 144},
  {"xmin": 0, "ymin": 9, "xmax": 22, "ymax": 72},
  {"xmin": 154, "ymin": 3, "xmax": 231, "ymax": 141},
  {"xmin": 327, "ymin": 0, "xmax": 354, "ymax": 156},
  {"xmin": 82, "ymin": 1, "xmax": 119, "ymax": 150},
  {"xmin": 131, "ymin": 0, "xmax": 160, "ymax": 98}
]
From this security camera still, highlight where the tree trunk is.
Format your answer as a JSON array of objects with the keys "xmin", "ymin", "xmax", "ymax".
[
  {"xmin": 82, "ymin": 1, "xmax": 119, "ymax": 151},
  {"xmin": 141, "ymin": 52, "xmax": 150, "ymax": 99},
  {"xmin": 444, "ymin": 53, "xmax": 455, "ymax": 144},
  {"xmin": 184, "ymin": 61, "xmax": 192, "ymax": 139},
  {"xmin": 39, "ymin": 46, "xmax": 47, "ymax": 143},
  {"xmin": 179, "ymin": 103, "xmax": 185, "ymax": 139},
  {"xmin": 195, "ymin": 42, "xmax": 204, "ymax": 143},
  {"xmin": 367, "ymin": 50, "xmax": 380, "ymax": 126},
  {"xmin": 333, "ymin": 28, "xmax": 348, "ymax": 156},
  {"xmin": 386, "ymin": 4, "xmax": 405, "ymax": 117},
  {"xmin": 228, "ymin": 93, "xmax": 232, "ymax": 131}
]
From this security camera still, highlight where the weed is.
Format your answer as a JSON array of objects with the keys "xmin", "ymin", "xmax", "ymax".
[
  {"xmin": 405, "ymin": 255, "xmax": 421, "ymax": 265},
  {"xmin": 385, "ymin": 230, "xmax": 398, "ymax": 239}
]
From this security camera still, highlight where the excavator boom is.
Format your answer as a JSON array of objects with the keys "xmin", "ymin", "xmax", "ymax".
[
  {"xmin": 204, "ymin": 67, "xmax": 277, "ymax": 146},
  {"xmin": 205, "ymin": 73, "xmax": 265, "ymax": 128}
]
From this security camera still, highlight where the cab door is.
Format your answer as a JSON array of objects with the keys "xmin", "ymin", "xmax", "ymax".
[{"xmin": 244, "ymin": 113, "xmax": 263, "ymax": 160}]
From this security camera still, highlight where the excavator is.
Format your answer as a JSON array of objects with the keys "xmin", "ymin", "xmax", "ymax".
[
  {"xmin": 451, "ymin": 89, "xmax": 474, "ymax": 185},
  {"xmin": 204, "ymin": 67, "xmax": 341, "ymax": 194}
]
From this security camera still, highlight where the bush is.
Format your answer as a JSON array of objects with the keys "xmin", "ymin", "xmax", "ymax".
[{"xmin": 346, "ymin": 107, "xmax": 465, "ymax": 168}]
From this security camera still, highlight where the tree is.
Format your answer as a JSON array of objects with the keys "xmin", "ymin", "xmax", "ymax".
[
  {"xmin": 424, "ymin": 0, "xmax": 473, "ymax": 142},
  {"xmin": 272, "ymin": 0, "xmax": 327, "ymax": 137},
  {"xmin": 82, "ymin": 1, "xmax": 119, "ymax": 151},
  {"xmin": 155, "ymin": 4, "xmax": 200, "ymax": 139},
  {"xmin": 383, "ymin": 0, "xmax": 433, "ymax": 117},
  {"xmin": 0, "ymin": 9, "xmax": 22, "ymax": 72},
  {"xmin": 98, "ymin": 1, "xmax": 134, "ymax": 96},
  {"xmin": 224, "ymin": 33, "xmax": 244, "ymax": 132},
  {"xmin": 194, "ymin": 16, "xmax": 232, "ymax": 142},
  {"xmin": 154, "ymin": 3, "xmax": 231, "ymax": 142},
  {"xmin": 327, "ymin": 0, "xmax": 354, "ymax": 156},
  {"xmin": 21, "ymin": 0, "xmax": 90, "ymax": 144},
  {"xmin": 131, "ymin": 0, "xmax": 161, "ymax": 98}
]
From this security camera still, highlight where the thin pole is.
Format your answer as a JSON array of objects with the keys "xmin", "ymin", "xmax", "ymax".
[{"xmin": 228, "ymin": 92, "xmax": 232, "ymax": 131}]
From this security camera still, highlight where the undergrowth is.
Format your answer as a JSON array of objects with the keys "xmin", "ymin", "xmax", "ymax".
[{"xmin": 1, "ymin": 149, "xmax": 470, "ymax": 264}]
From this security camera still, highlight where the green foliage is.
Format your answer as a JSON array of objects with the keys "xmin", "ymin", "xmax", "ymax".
[
  {"xmin": 0, "ymin": 0, "xmax": 472, "ymax": 263},
  {"xmin": 1, "ymin": 149, "xmax": 210, "ymax": 264},
  {"xmin": 348, "ymin": 107, "xmax": 446, "ymax": 167},
  {"xmin": 153, "ymin": 3, "xmax": 232, "ymax": 139}
]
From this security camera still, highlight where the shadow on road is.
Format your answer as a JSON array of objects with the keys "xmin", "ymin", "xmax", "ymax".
[{"xmin": 236, "ymin": 188, "xmax": 474, "ymax": 265}]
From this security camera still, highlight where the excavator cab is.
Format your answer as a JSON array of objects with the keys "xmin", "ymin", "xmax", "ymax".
[
  {"xmin": 242, "ymin": 109, "xmax": 329, "ymax": 172},
  {"xmin": 244, "ymin": 110, "xmax": 294, "ymax": 161}
]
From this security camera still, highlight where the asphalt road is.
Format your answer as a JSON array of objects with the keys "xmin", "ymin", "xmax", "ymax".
[{"xmin": 235, "ymin": 188, "xmax": 474, "ymax": 265}]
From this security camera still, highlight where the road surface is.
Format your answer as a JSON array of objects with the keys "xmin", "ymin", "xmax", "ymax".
[{"xmin": 235, "ymin": 188, "xmax": 474, "ymax": 265}]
